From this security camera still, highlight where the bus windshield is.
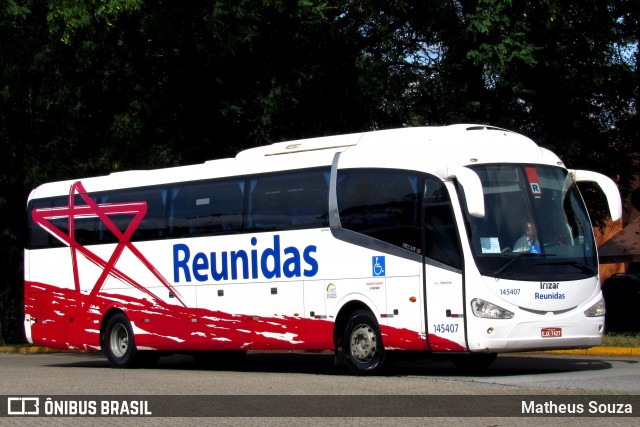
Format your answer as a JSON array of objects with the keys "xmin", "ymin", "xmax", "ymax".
[{"xmin": 462, "ymin": 164, "xmax": 597, "ymax": 281}]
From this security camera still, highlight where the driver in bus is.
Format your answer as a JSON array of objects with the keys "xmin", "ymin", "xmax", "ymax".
[{"xmin": 513, "ymin": 222, "xmax": 541, "ymax": 253}]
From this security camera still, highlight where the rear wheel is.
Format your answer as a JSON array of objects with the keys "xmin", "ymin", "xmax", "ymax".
[
  {"xmin": 342, "ymin": 310, "xmax": 386, "ymax": 375},
  {"xmin": 103, "ymin": 312, "xmax": 146, "ymax": 368}
]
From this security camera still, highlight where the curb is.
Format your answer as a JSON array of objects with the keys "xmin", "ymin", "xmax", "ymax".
[
  {"xmin": 1, "ymin": 346, "xmax": 639, "ymax": 357},
  {"xmin": 0, "ymin": 346, "xmax": 82, "ymax": 354},
  {"xmin": 534, "ymin": 347, "xmax": 640, "ymax": 357}
]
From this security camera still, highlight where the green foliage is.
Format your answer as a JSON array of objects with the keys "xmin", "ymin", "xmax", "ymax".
[
  {"xmin": 466, "ymin": 0, "xmax": 540, "ymax": 67},
  {"xmin": 603, "ymin": 333, "xmax": 640, "ymax": 348},
  {"xmin": 46, "ymin": 0, "xmax": 143, "ymax": 44}
]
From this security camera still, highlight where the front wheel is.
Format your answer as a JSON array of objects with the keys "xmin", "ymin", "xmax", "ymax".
[
  {"xmin": 103, "ymin": 312, "xmax": 141, "ymax": 368},
  {"xmin": 342, "ymin": 310, "xmax": 386, "ymax": 375}
]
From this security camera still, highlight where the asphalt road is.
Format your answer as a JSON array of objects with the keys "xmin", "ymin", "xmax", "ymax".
[{"xmin": 1, "ymin": 351, "xmax": 639, "ymax": 426}]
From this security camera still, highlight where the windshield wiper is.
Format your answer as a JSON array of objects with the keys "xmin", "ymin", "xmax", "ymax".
[
  {"xmin": 493, "ymin": 252, "xmax": 555, "ymax": 278},
  {"xmin": 536, "ymin": 261, "xmax": 596, "ymax": 275}
]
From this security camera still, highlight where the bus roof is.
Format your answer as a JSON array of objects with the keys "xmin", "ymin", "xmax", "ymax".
[{"xmin": 29, "ymin": 124, "xmax": 564, "ymax": 199}]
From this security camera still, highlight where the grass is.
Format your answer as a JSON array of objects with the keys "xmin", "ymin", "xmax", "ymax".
[{"xmin": 601, "ymin": 333, "xmax": 640, "ymax": 348}]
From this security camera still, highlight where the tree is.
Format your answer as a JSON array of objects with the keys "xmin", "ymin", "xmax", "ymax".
[
  {"xmin": 342, "ymin": 0, "xmax": 638, "ymax": 209},
  {"xmin": 439, "ymin": 1, "xmax": 638, "ymax": 196}
]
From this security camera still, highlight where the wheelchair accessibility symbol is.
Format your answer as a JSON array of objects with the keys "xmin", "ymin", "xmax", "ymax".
[{"xmin": 372, "ymin": 256, "xmax": 385, "ymax": 277}]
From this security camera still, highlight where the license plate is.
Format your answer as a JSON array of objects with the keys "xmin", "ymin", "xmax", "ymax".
[{"xmin": 541, "ymin": 327, "xmax": 562, "ymax": 338}]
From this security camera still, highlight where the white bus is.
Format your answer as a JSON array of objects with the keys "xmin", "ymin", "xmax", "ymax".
[{"xmin": 24, "ymin": 125, "xmax": 622, "ymax": 374}]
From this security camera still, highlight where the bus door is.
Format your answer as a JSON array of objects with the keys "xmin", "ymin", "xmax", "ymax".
[
  {"xmin": 422, "ymin": 178, "xmax": 467, "ymax": 351},
  {"xmin": 423, "ymin": 263, "xmax": 466, "ymax": 351}
]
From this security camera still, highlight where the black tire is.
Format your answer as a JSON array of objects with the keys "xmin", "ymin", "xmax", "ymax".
[
  {"xmin": 342, "ymin": 310, "xmax": 386, "ymax": 375},
  {"xmin": 450, "ymin": 352, "xmax": 497, "ymax": 370},
  {"xmin": 103, "ymin": 312, "xmax": 140, "ymax": 368}
]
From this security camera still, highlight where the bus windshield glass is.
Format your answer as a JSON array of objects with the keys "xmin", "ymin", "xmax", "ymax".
[{"xmin": 462, "ymin": 164, "xmax": 597, "ymax": 281}]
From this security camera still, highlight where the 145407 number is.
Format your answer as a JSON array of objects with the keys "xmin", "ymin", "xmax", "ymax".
[{"xmin": 433, "ymin": 323, "xmax": 459, "ymax": 334}]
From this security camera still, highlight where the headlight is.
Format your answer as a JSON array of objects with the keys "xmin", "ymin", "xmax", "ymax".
[
  {"xmin": 471, "ymin": 298, "xmax": 514, "ymax": 319},
  {"xmin": 584, "ymin": 298, "xmax": 606, "ymax": 317}
]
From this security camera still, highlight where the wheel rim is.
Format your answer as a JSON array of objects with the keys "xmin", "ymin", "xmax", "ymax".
[
  {"xmin": 110, "ymin": 323, "xmax": 129, "ymax": 358},
  {"xmin": 349, "ymin": 323, "xmax": 377, "ymax": 363}
]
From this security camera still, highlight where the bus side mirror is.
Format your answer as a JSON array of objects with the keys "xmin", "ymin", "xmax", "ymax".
[
  {"xmin": 449, "ymin": 167, "xmax": 485, "ymax": 218},
  {"xmin": 570, "ymin": 169, "xmax": 622, "ymax": 221}
]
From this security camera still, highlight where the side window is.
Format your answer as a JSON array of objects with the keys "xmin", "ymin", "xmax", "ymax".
[
  {"xmin": 337, "ymin": 169, "xmax": 421, "ymax": 250},
  {"xmin": 169, "ymin": 179, "xmax": 244, "ymax": 238},
  {"xmin": 423, "ymin": 178, "xmax": 462, "ymax": 269},
  {"xmin": 28, "ymin": 194, "xmax": 105, "ymax": 248},
  {"xmin": 247, "ymin": 169, "xmax": 329, "ymax": 231},
  {"xmin": 72, "ymin": 194, "xmax": 101, "ymax": 246},
  {"xmin": 97, "ymin": 187, "xmax": 168, "ymax": 243},
  {"xmin": 27, "ymin": 197, "xmax": 68, "ymax": 249}
]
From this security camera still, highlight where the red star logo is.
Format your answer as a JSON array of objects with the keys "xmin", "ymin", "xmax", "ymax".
[{"xmin": 31, "ymin": 181, "xmax": 186, "ymax": 307}]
